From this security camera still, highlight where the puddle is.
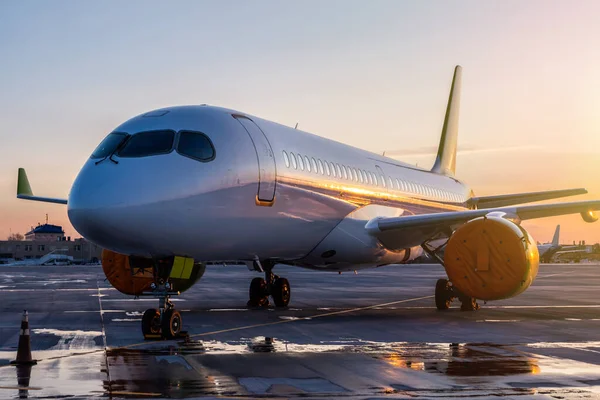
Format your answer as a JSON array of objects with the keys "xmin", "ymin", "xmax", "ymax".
[{"xmin": 32, "ymin": 328, "xmax": 103, "ymax": 350}]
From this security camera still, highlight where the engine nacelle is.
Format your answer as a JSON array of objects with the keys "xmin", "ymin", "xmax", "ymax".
[
  {"xmin": 102, "ymin": 250, "xmax": 205, "ymax": 296},
  {"xmin": 444, "ymin": 216, "xmax": 539, "ymax": 301},
  {"xmin": 581, "ymin": 210, "xmax": 598, "ymax": 223}
]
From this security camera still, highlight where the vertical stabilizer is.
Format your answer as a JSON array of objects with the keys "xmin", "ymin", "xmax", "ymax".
[
  {"xmin": 552, "ymin": 225, "xmax": 560, "ymax": 246},
  {"xmin": 431, "ymin": 65, "xmax": 462, "ymax": 177}
]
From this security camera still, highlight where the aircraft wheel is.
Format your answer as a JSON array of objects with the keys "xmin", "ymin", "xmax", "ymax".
[
  {"xmin": 435, "ymin": 279, "xmax": 454, "ymax": 310},
  {"xmin": 248, "ymin": 277, "xmax": 269, "ymax": 307},
  {"xmin": 459, "ymin": 295, "xmax": 480, "ymax": 311},
  {"xmin": 161, "ymin": 309, "xmax": 182, "ymax": 339},
  {"xmin": 272, "ymin": 277, "xmax": 291, "ymax": 307},
  {"xmin": 142, "ymin": 308, "xmax": 161, "ymax": 336}
]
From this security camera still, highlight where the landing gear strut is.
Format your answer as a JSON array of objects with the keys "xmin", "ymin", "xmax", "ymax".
[
  {"xmin": 248, "ymin": 261, "xmax": 291, "ymax": 308},
  {"xmin": 140, "ymin": 258, "xmax": 184, "ymax": 339},
  {"xmin": 423, "ymin": 241, "xmax": 480, "ymax": 312}
]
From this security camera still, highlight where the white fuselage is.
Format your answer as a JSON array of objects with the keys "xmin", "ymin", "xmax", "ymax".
[{"xmin": 68, "ymin": 106, "xmax": 471, "ymax": 271}]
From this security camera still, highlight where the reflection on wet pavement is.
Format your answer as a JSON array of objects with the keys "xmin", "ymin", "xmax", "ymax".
[
  {"xmin": 3, "ymin": 264, "xmax": 600, "ymax": 398},
  {"xmin": 91, "ymin": 339, "xmax": 600, "ymax": 398}
]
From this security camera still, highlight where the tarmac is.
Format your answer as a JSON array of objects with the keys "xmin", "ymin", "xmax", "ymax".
[{"xmin": 1, "ymin": 263, "xmax": 600, "ymax": 399}]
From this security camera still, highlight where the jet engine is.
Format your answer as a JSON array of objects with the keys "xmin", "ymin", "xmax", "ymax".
[
  {"xmin": 101, "ymin": 250, "xmax": 205, "ymax": 295},
  {"xmin": 444, "ymin": 216, "xmax": 539, "ymax": 301}
]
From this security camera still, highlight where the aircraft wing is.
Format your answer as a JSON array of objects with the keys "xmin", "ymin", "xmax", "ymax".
[
  {"xmin": 467, "ymin": 188, "xmax": 587, "ymax": 209},
  {"xmin": 16, "ymin": 168, "xmax": 68, "ymax": 205},
  {"xmin": 366, "ymin": 200, "xmax": 600, "ymax": 250}
]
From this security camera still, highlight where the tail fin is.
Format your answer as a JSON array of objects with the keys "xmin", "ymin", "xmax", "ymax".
[
  {"xmin": 431, "ymin": 65, "xmax": 462, "ymax": 177},
  {"xmin": 552, "ymin": 224, "xmax": 560, "ymax": 246}
]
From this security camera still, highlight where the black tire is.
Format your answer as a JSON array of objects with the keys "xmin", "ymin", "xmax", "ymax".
[
  {"xmin": 249, "ymin": 277, "xmax": 267, "ymax": 303},
  {"xmin": 272, "ymin": 277, "xmax": 291, "ymax": 307},
  {"xmin": 459, "ymin": 295, "xmax": 480, "ymax": 312},
  {"xmin": 435, "ymin": 279, "xmax": 452, "ymax": 310},
  {"xmin": 142, "ymin": 308, "xmax": 161, "ymax": 336},
  {"xmin": 161, "ymin": 309, "xmax": 182, "ymax": 339}
]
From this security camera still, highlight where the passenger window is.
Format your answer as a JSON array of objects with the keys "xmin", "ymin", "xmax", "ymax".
[
  {"xmin": 118, "ymin": 130, "xmax": 175, "ymax": 158},
  {"xmin": 372, "ymin": 172, "xmax": 378, "ymax": 186},
  {"xmin": 336, "ymin": 164, "xmax": 342, "ymax": 178},
  {"xmin": 290, "ymin": 152, "xmax": 297, "ymax": 169},
  {"xmin": 340, "ymin": 165, "xmax": 347, "ymax": 179},
  {"xmin": 330, "ymin": 162, "xmax": 336, "ymax": 177},
  {"xmin": 395, "ymin": 178, "xmax": 400, "ymax": 190},
  {"xmin": 352, "ymin": 168, "xmax": 358, "ymax": 182},
  {"xmin": 304, "ymin": 156, "xmax": 311, "ymax": 172},
  {"xmin": 297, "ymin": 154, "xmax": 304, "ymax": 170},
  {"xmin": 362, "ymin": 170, "xmax": 368, "ymax": 184},
  {"xmin": 358, "ymin": 169, "xmax": 363, "ymax": 183},
  {"xmin": 388, "ymin": 177, "xmax": 393, "ymax": 189},
  {"xmin": 318, "ymin": 159, "xmax": 324, "ymax": 175},
  {"xmin": 311, "ymin": 158, "xmax": 318, "ymax": 174},
  {"xmin": 283, "ymin": 151, "xmax": 290, "ymax": 168},
  {"xmin": 324, "ymin": 161, "xmax": 331, "ymax": 176}
]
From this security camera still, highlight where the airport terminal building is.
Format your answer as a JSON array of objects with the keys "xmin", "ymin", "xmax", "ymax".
[{"xmin": 0, "ymin": 224, "xmax": 102, "ymax": 264}]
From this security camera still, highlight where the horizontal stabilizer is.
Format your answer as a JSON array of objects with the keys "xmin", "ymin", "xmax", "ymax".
[
  {"xmin": 16, "ymin": 168, "xmax": 68, "ymax": 205},
  {"xmin": 468, "ymin": 188, "xmax": 587, "ymax": 209}
]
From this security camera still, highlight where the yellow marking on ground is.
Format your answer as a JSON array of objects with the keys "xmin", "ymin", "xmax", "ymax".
[
  {"xmin": 123, "ymin": 294, "xmax": 435, "ymax": 348},
  {"xmin": 0, "ymin": 386, "xmax": 41, "ymax": 390},
  {"xmin": 109, "ymin": 391, "xmax": 162, "ymax": 397},
  {"xmin": 0, "ymin": 294, "xmax": 434, "ymax": 367}
]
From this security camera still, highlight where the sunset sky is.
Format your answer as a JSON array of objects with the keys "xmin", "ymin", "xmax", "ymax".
[{"xmin": 1, "ymin": 1, "xmax": 599, "ymax": 244}]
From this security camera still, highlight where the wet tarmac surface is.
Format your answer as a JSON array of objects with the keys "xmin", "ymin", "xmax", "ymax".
[{"xmin": 1, "ymin": 263, "xmax": 600, "ymax": 399}]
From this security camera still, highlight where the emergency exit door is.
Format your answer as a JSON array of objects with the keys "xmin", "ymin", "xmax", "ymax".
[{"xmin": 234, "ymin": 116, "xmax": 277, "ymax": 204}]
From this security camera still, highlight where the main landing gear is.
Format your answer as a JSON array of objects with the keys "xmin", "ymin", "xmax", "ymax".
[
  {"xmin": 434, "ymin": 279, "xmax": 480, "ymax": 311},
  {"xmin": 422, "ymin": 241, "xmax": 480, "ymax": 312},
  {"xmin": 247, "ymin": 261, "xmax": 291, "ymax": 308}
]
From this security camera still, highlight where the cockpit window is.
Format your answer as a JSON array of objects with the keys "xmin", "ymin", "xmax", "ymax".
[
  {"xmin": 118, "ymin": 130, "xmax": 175, "ymax": 158},
  {"xmin": 90, "ymin": 132, "xmax": 128, "ymax": 159},
  {"xmin": 176, "ymin": 131, "xmax": 215, "ymax": 161}
]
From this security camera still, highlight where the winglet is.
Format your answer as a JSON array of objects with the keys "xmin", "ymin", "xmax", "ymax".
[
  {"xmin": 16, "ymin": 168, "xmax": 68, "ymax": 205},
  {"xmin": 17, "ymin": 168, "xmax": 33, "ymax": 196},
  {"xmin": 431, "ymin": 65, "xmax": 462, "ymax": 177}
]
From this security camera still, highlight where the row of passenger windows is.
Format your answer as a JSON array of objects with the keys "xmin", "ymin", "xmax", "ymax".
[
  {"xmin": 91, "ymin": 130, "xmax": 215, "ymax": 162},
  {"xmin": 282, "ymin": 150, "xmax": 463, "ymax": 203}
]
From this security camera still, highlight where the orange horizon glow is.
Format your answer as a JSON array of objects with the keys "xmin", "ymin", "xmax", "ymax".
[{"xmin": 1, "ymin": 1, "xmax": 599, "ymax": 245}]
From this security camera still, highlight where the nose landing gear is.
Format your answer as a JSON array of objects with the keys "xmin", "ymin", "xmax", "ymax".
[
  {"xmin": 247, "ymin": 261, "xmax": 291, "ymax": 308},
  {"xmin": 141, "ymin": 288, "xmax": 184, "ymax": 339}
]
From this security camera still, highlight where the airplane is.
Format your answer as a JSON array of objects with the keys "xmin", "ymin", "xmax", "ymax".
[
  {"xmin": 537, "ymin": 225, "xmax": 578, "ymax": 263},
  {"xmin": 16, "ymin": 65, "xmax": 600, "ymax": 339}
]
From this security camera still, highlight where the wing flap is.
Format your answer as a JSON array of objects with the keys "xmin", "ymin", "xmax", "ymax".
[
  {"xmin": 468, "ymin": 188, "xmax": 587, "ymax": 209},
  {"xmin": 16, "ymin": 168, "xmax": 68, "ymax": 205}
]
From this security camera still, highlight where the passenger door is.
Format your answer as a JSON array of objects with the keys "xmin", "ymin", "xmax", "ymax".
[{"xmin": 234, "ymin": 116, "xmax": 277, "ymax": 204}]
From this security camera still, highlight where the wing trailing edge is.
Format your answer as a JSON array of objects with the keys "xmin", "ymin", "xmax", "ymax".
[{"xmin": 468, "ymin": 188, "xmax": 588, "ymax": 209}]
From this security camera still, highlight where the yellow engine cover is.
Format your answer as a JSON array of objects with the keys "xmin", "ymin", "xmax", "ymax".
[
  {"xmin": 444, "ymin": 216, "xmax": 539, "ymax": 301},
  {"xmin": 101, "ymin": 250, "xmax": 154, "ymax": 295}
]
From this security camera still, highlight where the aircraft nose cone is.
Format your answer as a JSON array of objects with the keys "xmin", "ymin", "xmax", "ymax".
[{"xmin": 67, "ymin": 162, "xmax": 148, "ymax": 255}]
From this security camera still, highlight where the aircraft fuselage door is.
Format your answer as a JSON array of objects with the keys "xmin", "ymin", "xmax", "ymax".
[{"xmin": 234, "ymin": 116, "xmax": 277, "ymax": 205}]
